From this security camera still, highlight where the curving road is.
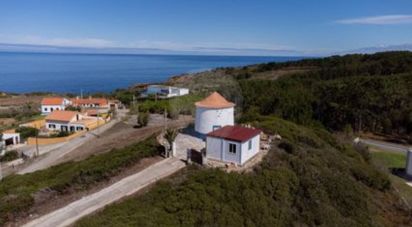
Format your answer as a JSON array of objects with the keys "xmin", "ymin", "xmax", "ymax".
[{"xmin": 359, "ymin": 138, "xmax": 411, "ymax": 153}]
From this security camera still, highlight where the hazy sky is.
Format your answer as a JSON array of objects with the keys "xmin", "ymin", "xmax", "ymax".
[{"xmin": 0, "ymin": 0, "xmax": 411, "ymax": 55}]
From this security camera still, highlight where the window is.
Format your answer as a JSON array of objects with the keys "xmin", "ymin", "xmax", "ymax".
[
  {"xmin": 49, "ymin": 124, "xmax": 56, "ymax": 129},
  {"xmin": 248, "ymin": 140, "xmax": 252, "ymax": 150},
  {"xmin": 229, "ymin": 143, "xmax": 236, "ymax": 154},
  {"xmin": 212, "ymin": 125, "xmax": 221, "ymax": 131},
  {"xmin": 50, "ymin": 108, "xmax": 54, "ymax": 112},
  {"xmin": 44, "ymin": 108, "xmax": 48, "ymax": 112}
]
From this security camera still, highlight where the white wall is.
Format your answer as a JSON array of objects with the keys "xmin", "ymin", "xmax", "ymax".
[
  {"xmin": 240, "ymin": 134, "xmax": 260, "ymax": 165},
  {"xmin": 2, "ymin": 133, "xmax": 20, "ymax": 145},
  {"xmin": 41, "ymin": 105, "xmax": 66, "ymax": 115},
  {"xmin": 195, "ymin": 107, "xmax": 234, "ymax": 134},
  {"xmin": 46, "ymin": 121, "xmax": 85, "ymax": 132},
  {"xmin": 206, "ymin": 137, "xmax": 223, "ymax": 161},
  {"xmin": 206, "ymin": 134, "xmax": 260, "ymax": 165}
]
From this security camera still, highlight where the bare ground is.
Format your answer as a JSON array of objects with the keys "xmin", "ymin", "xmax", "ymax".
[{"xmin": 58, "ymin": 114, "xmax": 193, "ymax": 163}]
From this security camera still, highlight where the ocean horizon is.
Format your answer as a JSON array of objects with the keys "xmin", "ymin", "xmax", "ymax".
[{"xmin": 0, "ymin": 51, "xmax": 303, "ymax": 94}]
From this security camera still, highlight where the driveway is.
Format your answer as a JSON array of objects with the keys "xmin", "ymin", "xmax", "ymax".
[{"xmin": 22, "ymin": 157, "xmax": 185, "ymax": 227}]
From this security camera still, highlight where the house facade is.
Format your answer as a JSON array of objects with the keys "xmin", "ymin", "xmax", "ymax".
[
  {"xmin": 206, "ymin": 125, "xmax": 261, "ymax": 165},
  {"xmin": 195, "ymin": 92, "xmax": 235, "ymax": 135},
  {"xmin": 45, "ymin": 110, "xmax": 88, "ymax": 132},
  {"xmin": 41, "ymin": 97, "xmax": 72, "ymax": 115}
]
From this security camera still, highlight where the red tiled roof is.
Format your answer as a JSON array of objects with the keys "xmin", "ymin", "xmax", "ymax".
[
  {"xmin": 71, "ymin": 98, "xmax": 108, "ymax": 106},
  {"xmin": 207, "ymin": 125, "xmax": 261, "ymax": 142},
  {"xmin": 41, "ymin": 97, "xmax": 65, "ymax": 105},
  {"xmin": 195, "ymin": 92, "xmax": 235, "ymax": 109},
  {"xmin": 46, "ymin": 110, "xmax": 79, "ymax": 122}
]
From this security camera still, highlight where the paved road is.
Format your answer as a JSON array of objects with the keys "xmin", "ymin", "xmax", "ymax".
[
  {"xmin": 22, "ymin": 157, "xmax": 185, "ymax": 227},
  {"xmin": 360, "ymin": 138, "xmax": 411, "ymax": 153}
]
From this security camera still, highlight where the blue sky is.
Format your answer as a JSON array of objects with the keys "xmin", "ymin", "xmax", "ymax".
[{"xmin": 0, "ymin": 0, "xmax": 411, "ymax": 55}]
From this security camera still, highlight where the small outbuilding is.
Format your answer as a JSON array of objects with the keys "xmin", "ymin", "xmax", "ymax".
[
  {"xmin": 206, "ymin": 125, "xmax": 261, "ymax": 165},
  {"xmin": 195, "ymin": 92, "xmax": 235, "ymax": 135},
  {"xmin": 1, "ymin": 130, "xmax": 20, "ymax": 147}
]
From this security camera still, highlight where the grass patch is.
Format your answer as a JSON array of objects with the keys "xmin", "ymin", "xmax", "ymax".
[
  {"xmin": 371, "ymin": 151, "xmax": 406, "ymax": 169},
  {"xmin": 371, "ymin": 151, "xmax": 412, "ymax": 206},
  {"xmin": 0, "ymin": 136, "xmax": 160, "ymax": 225}
]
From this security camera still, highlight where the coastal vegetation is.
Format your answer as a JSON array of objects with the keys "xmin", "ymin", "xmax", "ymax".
[
  {"xmin": 0, "ymin": 137, "xmax": 160, "ymax": 225},
  {"xmin": 171, "ymin": 51, "xmax": 412, "ymax": 143},
  {"xmin": 130, "ymin": 94, "xmax": 202, "ymax": 119},
  {"xmin": 76, "ymin": 117, "xmax": 410, "ymax": 226}
]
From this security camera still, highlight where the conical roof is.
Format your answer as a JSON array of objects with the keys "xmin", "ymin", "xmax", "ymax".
[{"xmin": 195, "ymin": 92, "xmax": 235, "ymax": 109}]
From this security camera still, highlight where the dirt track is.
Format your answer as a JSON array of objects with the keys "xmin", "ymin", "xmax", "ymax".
[{"xmin": 58, "ymin": 114, "xmax": 193, "ymax": 164}]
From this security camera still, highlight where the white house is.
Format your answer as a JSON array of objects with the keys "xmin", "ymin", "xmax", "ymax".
[
  {"xmin": 142, "ymin": 85, "xmax": 189, "ymax": 98},
  {"xmin": 41, "ymin": 97, "xmax": 72, "ymax": 115},
  {"xmin": 206, "ymin": 125, "xmax": 261, "ymax": 165},
  {"xmin": 195, "ymin": 92, "xmax": 235, "ymax": 135},
  {"xmin": 45, "ymin": 110, "xmax": 92, "ymax": 132}
]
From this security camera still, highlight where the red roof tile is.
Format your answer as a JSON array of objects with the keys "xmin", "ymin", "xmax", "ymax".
[
  {"xmin": 207, "ymin": 125, "xmax": 261, "ymax": 142},
  {"xmin": 71, "ymin": 98, "xmax": 108, "ymax": 106},
  {"xmin": 41, "ymin": 97, "xmax": 65, "ymax": 105},
  {"xmin": 46, "ymin": 110, "xmax": 79, "ymax": 122}
]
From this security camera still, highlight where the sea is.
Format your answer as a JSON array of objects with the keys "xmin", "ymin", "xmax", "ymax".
[{"xmin": 0, "ymin": 52, "xmax": 302, "ymax": 94}]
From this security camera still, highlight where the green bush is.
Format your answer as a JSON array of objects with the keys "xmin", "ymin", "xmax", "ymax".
[
  {"xmin": 15, "ymin": 126, "xmax": 39, "ymax": 139},
  {"xmin": 0, "ymin": 150, "xmax": 19, "ymax": 162},
  {"xmin": 76, "ymin": 117, "xmax": 408, "ymax": 227},
  {"xmin": 137, "ymin": 112, "xmax": 149, "ymax": 127}
]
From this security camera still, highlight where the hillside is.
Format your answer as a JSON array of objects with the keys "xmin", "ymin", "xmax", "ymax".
[
  {"xmin": 76, "ymin": 117, "xmax": 411, "ymax": 226},
  {"xmin": 168, "ymin": 51, "xmax": 412, "ymax": 143}
]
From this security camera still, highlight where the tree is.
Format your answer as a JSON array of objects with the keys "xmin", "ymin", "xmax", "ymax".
[
  {"xmin": 15, "ymin": 127, "xmax": 39, "ymax": 140},
  {"xmin": 137, "ymin": 112, "xmax": 149, "ymax": 127},
  {"xmin": 164, "ymin": 128, "xmax": 178, "ymax": 157}
]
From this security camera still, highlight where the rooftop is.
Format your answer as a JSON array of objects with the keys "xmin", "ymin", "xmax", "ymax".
[
  {"xmin": 46, "ymin": 110, "xmax": 79, "ymax": 122},
  {"xmin": 207, "ymin": 125, "xmax": 261, "ymax": 142},
  {"xmin": 195, "ymin": 92, "xmax": 235, "ymax": 109},
  {"xmin": 71, "ymin": 98, "xmax": 108, "ymax": 106},
  {"xmin": 41, "ymin": 97, "xmax": 65, "ymax": 105}
]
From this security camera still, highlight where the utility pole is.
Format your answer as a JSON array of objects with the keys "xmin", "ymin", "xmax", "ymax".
[
  {"xmin": 35, "ymin": 134, "xmax": 39, "ymax": 157},
  {"xmin": 0, "ymin": 133, "xmax": 4, "ymax": 181}
]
